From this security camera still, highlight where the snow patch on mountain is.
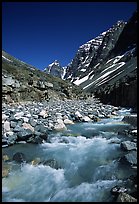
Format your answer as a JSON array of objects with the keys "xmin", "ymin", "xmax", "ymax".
[{"xmin": 83, "ymin": 62, "xmax": 125, "ymax": 90}]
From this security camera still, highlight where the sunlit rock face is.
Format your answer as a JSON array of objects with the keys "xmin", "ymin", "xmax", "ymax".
[
  {"xmin": 63, "ymin": 12, "xmax": 137, "ymax": 110},
  {"xmin": 44, "ymin": 60, "xmax": 65, "ymax": 78}
]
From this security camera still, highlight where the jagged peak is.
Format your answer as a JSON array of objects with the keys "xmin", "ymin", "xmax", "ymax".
[{"xmin": 48, "ymin": 60, "xmax": 60, "ymax": 67}]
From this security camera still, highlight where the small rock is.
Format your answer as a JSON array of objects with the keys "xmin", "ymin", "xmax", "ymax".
[
  {"xmin": 13, "ymin": 125, "xmax": 24, "ymax": 132},
  {"xmin": 22, "ymin": 117, "xmax": 29, "ymax": 123},
  {"xmin": 27, "ymin": 135, "xmax": 43, "ymax": 144},
  {"xmin": 2, "ymin": 113, "xmax": 8, "ymax": 121},
  {"xmin": 29, "ymin": 118, "xmax": 37, "ymax": 127},
  {"xmin": 22, "ymin": 122, "xmax": 34, "ymax": 132},
  {"xmin": 75, "ymin": 111, "xmax": 83, "ymax": 118},
  {"xmin": 34, "ymin": 124, "xmax": 48, "ymax": 134},
  {"xmin": 43, "ymin": 159, "xmax": 61, "ymax": 169},
  {"xmin": 14, "ymin": 111, "xmax": 24, "ymax": 119},
  {"xmin": 63, "ymin": 118, "xmax": 74, "ymax": 124},
  {"xmin": 17, "ymin": 129, "xmax": 33, "ymax": 140},
  {"xmin": 10, "ymin": 121, "xmax": 17, "ymax": 128},
  {"xmin": 4, "ymin": 121, "xmax": 11, "ymax": 132},
  {"xmin": 130, "ymin": 129, "xmax": 137, "ymax": 136},
  {"xmin": 82, "ymin": 116, "xmax": 91, "ymax": 122},
  {"xmin": 39, "ymin": 110, "xmax": 48, "ymax": 118},
  {"xmin": 54, "ymin": 121, "xmax": 67, "ymax": 131},
  {"xmin": 31, "ymin": 157, "xmax": 41, "ymax": 166}
]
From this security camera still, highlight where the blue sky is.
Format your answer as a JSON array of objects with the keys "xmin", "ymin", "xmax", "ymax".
[{"xmin": 2, "ymin": 2, "xmax": 137, "ymax": 70}]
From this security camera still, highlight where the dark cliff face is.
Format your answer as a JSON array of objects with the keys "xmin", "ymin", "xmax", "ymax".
[
  {"xmin": 108, "ymin": 11, "xmax": 137, "ymax": 57},
  {"xmin": 94, "ymin": 12, "xmax": 137, "ymax": 111},
  {"xmin": 64, "ymin": 12, "xmax": 137, "ymax": 110}
]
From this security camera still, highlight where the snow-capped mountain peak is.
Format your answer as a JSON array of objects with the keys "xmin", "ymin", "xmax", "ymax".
[{"xmin": 44, "ymin": 60, "xmax": 65, "ymax": 78}]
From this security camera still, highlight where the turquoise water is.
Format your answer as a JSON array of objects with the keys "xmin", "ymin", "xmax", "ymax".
[{"xmin": 2, "ymin": 109, "xmax": 136, "ymax": 202}]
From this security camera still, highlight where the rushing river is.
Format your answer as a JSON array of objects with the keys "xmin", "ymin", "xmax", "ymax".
[{"xmin": 2, "ymin": 108, "xmax": 137, "ymax": 202}]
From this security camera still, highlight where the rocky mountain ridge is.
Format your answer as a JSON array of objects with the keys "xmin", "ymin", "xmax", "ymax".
[
  {"xmin": 45, "ymin": 12, "xmax": 137, "ymax": 110},
  {"xmin": 2, "ymin": 12, "xmax": 137, "ymax": 111}
]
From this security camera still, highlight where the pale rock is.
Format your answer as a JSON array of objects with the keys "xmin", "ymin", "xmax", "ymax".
[
  {"xmin": 131, "ymin": 129, "xmax": 137, "ymax": 134},
  {"xmin": 63, "ymin": 115, "xmax": 69, "ymax": 120},
  {"xmin": 39, "ymin": 110, "xmax": 48, "ymax": 118},
  {"xmin": 48, "ymin": 122, "xmax": 54, "ymax": 128},
  {"xmin": 2, "ymin": 114, "xmax": 8, "ymax": 121},
  {"xmin": 54, "ymin": 118, "xmax": 67, "ymax": 131},
  {"xmin": 75, "ymin": 111, "xmax": 83, "ymax": 118},
  {"xmin": 6, "ymin": 131, "xmax": 14, "ymax": 136},
  {"xmin": 64, "ymin": 119, "xmax": 74, "ymax": 124},
  {"xmin": 82, "ymin": 116, "xmax": 91, "ymax": 122},
  {"xmin": 57, "ymin": 118, "xmax": 64, "ymax": 124},
  {"xmin": 22, "ymin": 117, "xmax": 29, "ymax": 123},
  {"xmin": 56, "ymin": 113, "xmax": 63, "ymax": 119},
  {"xmin": 22, "ymin": 123, "xmax": 34, "ymax": 132},
  {"xmin": 26, "ymin": 113, "xmax": 32, "ymax": 118},
  {"xmin": 4, "ymin": 121, "xmax": 11, "ymax": 132},
  {"xmin": 14, "ymin": 111, "xmax": 24, "ymax": 119},
  {"xmin": 54, "ymin": 123, "xmax": 67, "ymax": 131}
]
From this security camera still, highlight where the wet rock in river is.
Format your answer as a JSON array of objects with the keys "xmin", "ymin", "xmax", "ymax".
[
  {"xmin": 120, "ymin": 141, "xmax": 137, "ymax": 151},
  {"xmin": 122, "ymin": 115, "xmax": 137, "ymax": 127},
  {"xmin": 13, "ymin": 152, "xmax": 26, "ymax": 163},
  {"xmin": 27, "ymin": 135, "xmax": 43, "ymax": 144},
  {"xmin": 120, "ymin": 151, "xmax": 137, "ymax": 166},
  {"xmin": 43, "ymin": 159, "xmax": 61, "ymax": 169},
  {"xmin": 63, "ymin": 118, "xmax": 74, "ymax": 124},
  {"xmin": 17, "ymin": 129, "xmax": 33, "ymax": 140},
  {"xmin": 31, "ymin": 157, "xmax": 41, "ymax": 166}
]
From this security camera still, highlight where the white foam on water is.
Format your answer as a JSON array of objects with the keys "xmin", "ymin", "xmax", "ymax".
[
  {"xmin": 50, "ymin": 179, "xmax": 122, "ymax": 202},
  {"xmin": 2, "ymin": 163, "xmax": 68, "ymax": 202}
]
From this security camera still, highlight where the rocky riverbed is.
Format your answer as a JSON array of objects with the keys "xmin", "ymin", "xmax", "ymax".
[
  {"xmin": 2, "ymin": 97, "xmax": 137, "ymax": 202},
  {"xmin": 2, "ymin": 97, "xmax": 122, "ymax": 146}
]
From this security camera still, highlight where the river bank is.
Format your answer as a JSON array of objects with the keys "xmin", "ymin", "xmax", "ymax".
[{"xmin": 2, "ymin": 97, "xmax": 137, "ymax": 146}]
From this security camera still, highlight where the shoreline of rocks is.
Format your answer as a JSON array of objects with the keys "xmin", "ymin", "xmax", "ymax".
[{"xmin": 2, "ymin": 97, "xmax": 137, "ymax": 147}]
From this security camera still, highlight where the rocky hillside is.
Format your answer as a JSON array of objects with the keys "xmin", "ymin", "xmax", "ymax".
[
  {"xmin": 2, "ymin": 51, "xmax": 85, "ymax": 104},
  {"xmin": 63, "ymin": 12, "xmax": 137, "ymax": 110}
]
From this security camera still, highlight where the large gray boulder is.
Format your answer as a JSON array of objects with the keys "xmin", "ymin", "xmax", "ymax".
[
  {"xmin": 122, "ymin": 115, "xmax": 137, "ymax": 127},
  {"xmin": 120, "ymin": 151, "xmax": 137, "ymax": 166},
  {"xmin": 120, "ymin": 141, "xmax": 137, "ymax": 151}
]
